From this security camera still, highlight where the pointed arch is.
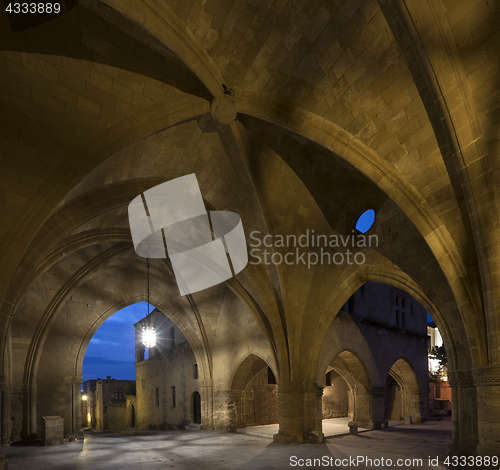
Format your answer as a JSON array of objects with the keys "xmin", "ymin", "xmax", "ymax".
[
  {"xmin": 228, "ymin": 354, "xmax": 278, "ymax": 430},
  {"xmin": 385, "ymin": 357, "xmax": 425, "ymax": 422}
]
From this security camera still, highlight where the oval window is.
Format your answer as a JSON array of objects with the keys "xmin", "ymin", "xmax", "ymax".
[{"xmin": 355, "ymin": 209, "xmax": 375, "ymax": 233}]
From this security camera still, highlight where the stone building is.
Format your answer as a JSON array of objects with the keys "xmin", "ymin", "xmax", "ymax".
[
  {"xmin": 82, "ymin": 377, "xmax": 134, "ymax": 430},
  {"xmin": 134, "ymin": 282, "xmax": 428, "ymax": 431},
  {"xmin": 134, "ymin": 309, "xmax": 200, "ymax": 429},
  {"xmin": 81, "ymin": 379, "xmax": 96, "ymax": 428},
  {"xmin": 0, "ymin": 0, "xmax": 499, "ymax": 461}
]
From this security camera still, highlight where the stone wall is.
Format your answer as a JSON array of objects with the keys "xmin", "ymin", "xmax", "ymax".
[
  {"xmin": 243, "ymin": 367, "xmax": 279, "ymax": 426},
  {"xmin": 105, "ymin": 404, "xmax": 128, "ymax": 430},
  {"xmin": 136, "ymin": 341, "xmax": 198, "ymax": 430},
  {"xmin": 322, "ymin": 371, "xmax": 349, "ymax": 419},
  {"xmin": 429, "ymin": 381, "xmax": 451, "ymax": 414},
  {"xmin": 95, "ymin": 378, "xmax": 133, "ymax": 430}
]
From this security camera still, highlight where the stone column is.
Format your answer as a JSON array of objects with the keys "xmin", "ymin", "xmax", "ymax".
[
  {"xmin": 472, "ymin": 365, "xmax": 500, "ymax": 456},
  {"xmin": 72, "ymin": 377, "xmax": 83, "ymax": 434},
  {"xmin": 25, "ymin": 383, "xmax": 36, "ymax": 438},
  {"xmin": 229, "ymin": 390, "xmax": 243, "ymax": 431},
  {"xmin": 349, "ymin": 386, "xmax": 386, "ymax": 429},
  {"xmin": 274, "ymin": 382, "xmax": 323, "ymax": 444},
  {"xmin": 448, "ymin": 369, "xmax": 478, "ymax": 455},
  {"xmin": 0, "ymin": 376, "xmax": 11, "ymax": 445},
  {"xmin": 404, "ymin": 387, "xmax": 423, "ymax": 423},
  {"xmin": 0, "ymin": 377, "xmax": 9, "ymax": 468},
  {"xmin": 419, "ymin": 386, "xmax": 430, "ymax": 420},
  {"xmin": 370, "ymin": 386, "xmax": 387, "ymax": 428},
  {"xmin": 347, "ymin": 387, "xmax": 354, "ymax": 418},
  {"xmin": 212, "ymin": 388, "xmax": 242, "ymax": 432},
  {"xmin": 349, "ymin": 387, "xmax": 370, "ymax": 428},
  {"xmin": 243, "ymin": 389, "xmax": 254, "ymax": 427},
  {"xmin": 200, "ymin": 379, "xmax": 214, "ymax": 430},
  {"xmin": 315, "ymin": 386, "xmax": 324, "ymax": 440}
]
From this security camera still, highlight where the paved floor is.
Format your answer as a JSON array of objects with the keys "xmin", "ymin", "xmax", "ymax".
[
  {"xmin": 237, "ymin": 417, "xmax": 406, "ymax": 439},
  {"xmin": 2, "ymin": 418, "xmax": 452, "ymax": 470}
]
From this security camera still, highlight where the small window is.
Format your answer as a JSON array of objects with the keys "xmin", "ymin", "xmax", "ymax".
[
  {"xmin": 325, "ymin": 371, "xmax": 332, "ymax": 387},
  {"xmin": 355, "ymin": 209, "xmax": 375, "ymax": 233},
  {"xmin": 172, "ymin": 386, "xmax": 176, "ymax": 408},
  {"xmin": 193, "ymin": 364, "xmax": 198, "ymax": 380},
  {"xmin": 114, "ymin": 389, "xmax": 123, "ymax": 401},
  {"xmin": 142, "ymin": 379, "xmax": 145, "ymax": 389},
  {"xmin": 435, "ymin": 383, "xmax": 441, "ymax": 399},
  {"xmin": 395, "ymin": 293, "xmax": 409, "ymax": 329},
  {"xmin": 155, "ymin": 387, "xmax": 160, "ymax": 407}
]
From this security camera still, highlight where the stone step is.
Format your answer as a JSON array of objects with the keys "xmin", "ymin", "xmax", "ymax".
[{"xmin": 185, "ymin": 423, "xmax": 201, "ymax": 431}]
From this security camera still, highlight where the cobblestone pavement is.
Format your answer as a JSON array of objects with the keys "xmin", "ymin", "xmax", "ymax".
[{"xmin": 3, "ymin": 418, "xmax": 451, "ymax": 470}]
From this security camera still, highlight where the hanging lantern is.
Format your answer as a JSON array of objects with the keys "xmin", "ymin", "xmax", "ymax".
[
  {"xmin": 141, "ymin": 258, "xmax": 156, "ymax": 348},
  {"xmin": 142, "ymin": 324, "xmax": 156, "ymax": 348}
]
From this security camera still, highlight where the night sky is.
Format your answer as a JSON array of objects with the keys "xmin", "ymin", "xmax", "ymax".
[{"xmin": 82, "ymin": 302, "xmax": 153, "ymax": 382}]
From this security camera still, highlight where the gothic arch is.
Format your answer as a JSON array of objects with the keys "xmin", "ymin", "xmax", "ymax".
[
  {"xmin": 386, "ymin": 357, "xmax": 425, "ymax": 422},
  {"xmin": 229, "ymin": 354, "xmax": 278, "ymax": 431}
]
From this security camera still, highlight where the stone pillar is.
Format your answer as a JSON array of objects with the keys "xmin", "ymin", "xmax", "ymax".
[
  {"xmin": 370, "ymin": 387, "xmax": 386, "ymax": 429},
  {"xmin": 212, "ymin": 388, "xmax": 242, "ymax": 432},
  {"xmin": 200, "ymin": 380, "xmax": 214, "ymax": 430},
  {"xmin": 349, "ymin": 387, "xmax": 370, "ymax": 428},
  {"xmin": 347, "ymin": 387, "xmax": 354, "ymax": 417},
  {"xmin": 404, "ymin": 387, "xmax": 423, "ymax": 423},
  {"xmin": 25, "ymin": 383, "xmax": 37, "ymax": 438},
  {"xmin": 420, "ymin": 386, "xmax": 430, "ymax": 420},
  {"xmin": 473, "ymin": 365, "xmax": 500, "ymax": 456},
  {"xmin": 448, "ymin": 369, "xmax": 478, "ymax": 455},
  {"xmin": 349, "ymin": 386, "xmax": 385, "ymax": 429},
  {"xmin": 274, "ymin": 382, "xmax": 323, "ymax": 444},
  {"xmin": 0, "ymin": 376, "xmax": 11, "ymax": 445},
  {"xmin": 229, "ymin": 390, "xmax": 243, "ymax": 431},
  {"xmin": 315, "ymin": 386, "xmax": 324, "ymax": 440},
  {"xmin": 243, "ymin": 389, "xmax": 253, "ymax": 426},
  {"xmin": 72, "ymin": 378, "xmax": 82, "ymax": 434}
]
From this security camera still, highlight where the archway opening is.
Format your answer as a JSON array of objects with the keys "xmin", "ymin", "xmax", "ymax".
[
  {"xmin": 230, "ymin": 355, "xmax": 278, "ymax": 431},
  {"xmin": 83, "ymin": 301, "xmax": 150, "ymax": 382},
  {"xmin": 386, "ymin": 358, "xmax": 424, "ymax": 423},
  {"xmin": 317, "ymin": 280, "xmax": 433, "ymax": 436},
  {"xmin": 322, "ymin": 350, "xmax": 372, "ymax": 433},
  {"xmin": 81, "ymin": 302, "xmax": 150, "ymax": 431}
]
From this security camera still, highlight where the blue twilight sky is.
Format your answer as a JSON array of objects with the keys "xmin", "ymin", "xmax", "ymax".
[{"xmin": 82, "ymin": 302, "xmax": 153, "ymax": 382}]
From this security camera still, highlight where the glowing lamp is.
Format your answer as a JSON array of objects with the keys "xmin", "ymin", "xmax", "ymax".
[
  {"xmin": 82, "ymin": 394, "xmax": 88, "ymax": 401},
  {"xmin": 142, "ymin": 325, "xmax": 156, "ymax": 348}
]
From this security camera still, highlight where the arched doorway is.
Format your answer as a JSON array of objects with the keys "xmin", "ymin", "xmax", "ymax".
[
  {"xmin": 192, "ymin": 392, "xmax": 201, "ymax": 424},
  {"xmin": 324, "ymin": 350, "xmax": 372, "ymax": 427},
  {"xmin": 385, "ymin": 375, "xmax": 403, "ymax": 420},
  {"xmin": 385, "ymin": 358, "xmax": 424, "ymax": 422}
]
